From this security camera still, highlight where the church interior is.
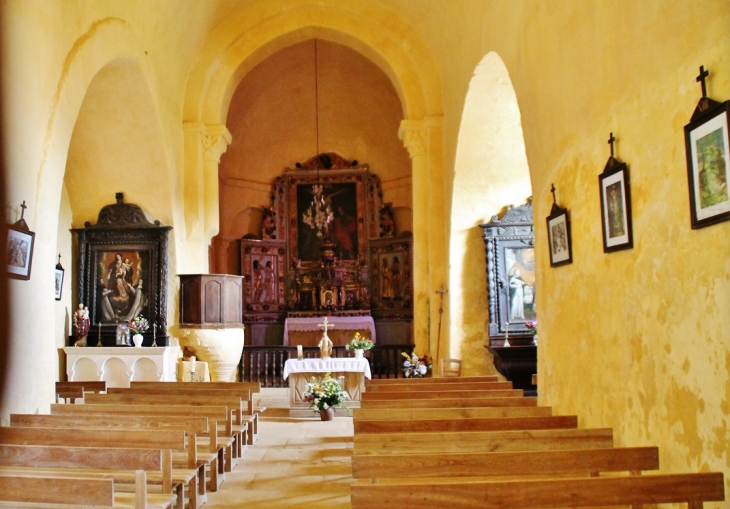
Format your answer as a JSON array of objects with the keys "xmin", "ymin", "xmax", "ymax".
[{"xmin": 0, "ymin": 0, "xmax": 729, "ymax": 505}]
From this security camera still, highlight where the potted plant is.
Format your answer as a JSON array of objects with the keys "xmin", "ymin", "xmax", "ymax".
[
  {"xmin": 302, "ymin": 373, "xmax": 349, "ymax": 420},
  {"xmin": 402, "ymin": 350, "xmax": 432, "ymax": 378},
  {"xmin": 127, "ymin": 315, "xmax": 149, "ymax": 347},
  {"xmin": 346, "ymin": 332, "xmax": 375, "ymax": 359}
]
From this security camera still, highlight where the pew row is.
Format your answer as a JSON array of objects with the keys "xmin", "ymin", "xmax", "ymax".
[
  {"xmin": 354, "ymin": 428, "xmax": 614, "ymax": 455},
  {"xmin": 360, "ymin": 389, "xmax": 523, "ymax": 400},
  {"xmin": 360, "ymin": 397, "xmax": 537, "ymax": 409},
  {"xmin": 352, "ymin": 406, "xmax": 552, "ymax": 421},
  {"xmin": 51, "ymin": 403, "xmax": 227, "ymax": 491},
  {"xmin": 0, "ymin": 426, "xmax": 200, "ymax": 509},
  {"xmin": 366, "ymin": 375, "xmax": 499, "ymax": 385},
  {"xmin": 352, "ymin": 446, "xmax": 660, "ymax": 480},
  {"xmin": 353, "ymin": 415, "xmax": 578, "ymax": 434},
  {"xmin": 364, "ymin": 381, "xmax": 513, "ymax": 392},
  {"xmin": 0, "ymin": 445, "xmax": 177, "ymax": 509},
  {"xmin": 350, "ymin": 473, "xmax": 725, "ymax": 509}
]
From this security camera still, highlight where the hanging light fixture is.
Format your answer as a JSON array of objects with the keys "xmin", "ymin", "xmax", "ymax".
[{"xmin": 301, "ymin": 39, "xmax": 333, "ymax": 239}]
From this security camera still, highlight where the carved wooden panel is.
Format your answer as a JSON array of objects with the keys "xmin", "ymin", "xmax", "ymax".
[{"xmin": 179, "ymin": 274, "xmax": 243, "ymax": 328}]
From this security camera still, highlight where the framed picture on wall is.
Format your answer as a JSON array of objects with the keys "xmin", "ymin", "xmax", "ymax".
[
  {"xmin": 54, "ymin": 257, "xmax": 65, "ymax": 300},
  {"xmin": 7, "ymin": 222, "xmax": 35, "ymax": 280},
  {"xmin": 546, "ymin": 204, "xmax": 572, "ymax": 267},
  {"xmin": 598, "ymin": 160, "xmax": 633, "ymax": 252},
  {"xmin": 684, "ymin": 100, "xmax": 730, "ymax": 229}
]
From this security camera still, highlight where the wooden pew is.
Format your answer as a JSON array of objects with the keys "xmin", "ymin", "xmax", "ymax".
[
  {"xmin": 354, "ymin": 428, "xmax": 614, "ymax": 455},
  {"xmin": 352, "ymin": 446, "xmax": 660, "ymax": 480},
  {"xmin": 111, "ymin": 385, "xmax": 261, "ymax": 445},
  {"xmin": 366, "ymin": 375, "xmax": 499, "ymax": 385},
  {"xmin": 354, "ymin": 415, "xmax": 578, "ymax": 434},
  {"xmin": 0, "ymin": 444, "xmax": 176, "ymax": 509},
  {"xmin": 360, "ymin": 397, "xmax": 537, "ymax": 409},
  {"xmin": 0, "ymin": 427, "xmax": 198, "ymax": 509},
  {"xmin": 51, "ymin": 403, "xmax": 227, "ymax": 491},
  {"xmin": 84, "ymin": 392, "xmax": 245, "ymax": 468},
  {"xmin": 0, "ymin": 474, "xmax": 115, "ymax": 507},
  {"xmin": 361, "ymin": 389, "xmax": 523, "ymax": 400},
  {"xmin": 10, "ymin": 414, "xmax": 208, "ymax": 508},
  {"xmin": 55, "ymin": 380, "xmax": 107, "ymax": 403},
  {"xmin": 352, "ymin": 405, "xmax": 552, "ymax": 421},
  {"xmin": 364, "ymin": 381, "xmax": 513, "ymax": 392},
  {"xmin": 350, "ymin": 472, "xmax": 725, "ymax": 509}
]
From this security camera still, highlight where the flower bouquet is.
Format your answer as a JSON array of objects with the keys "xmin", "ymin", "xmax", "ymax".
[
  {"xmin": 402, "ymin": 350, "xmax": 432, "ymax": 378},
  {"xmin": 525, "ymin": 320, "xmax": 537, "ymax": 334},
  {"xmin": 346, "ymin": 332, "xmax": 375, "ymax": 352},
  {"xmin": 303, "ymin": 373, "xmax": 349, "ymax": 418},
  {"xmin": 128, "ymin": 315, "xmax": 150, "ymax": 334}
]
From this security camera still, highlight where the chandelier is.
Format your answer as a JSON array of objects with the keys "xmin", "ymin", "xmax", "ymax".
[{"xmin": 302, "ymin": 184, "xmax": 333, "ymax": 238}]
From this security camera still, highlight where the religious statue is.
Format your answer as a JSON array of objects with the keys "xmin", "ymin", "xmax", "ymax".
[
  {"xmin": 381, "ymin": 258, "xmax": 392, "ymax": 299},
  {"xmin": 73, "ymin": 303, "xmax": 90, "ymax": 346},
  {"xmin": 390, "ymin": 256, "xmax": 403, "ymax": 298},
  {"xmin": 318, "ymin": 316, "xmax": 334, "ymax": 359}
]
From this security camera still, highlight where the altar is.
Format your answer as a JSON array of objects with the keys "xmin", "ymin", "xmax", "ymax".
[
  {"xmin": 283, "ymin": 358, "xmax": 371, "ymax": 417},
  {"xmin": 283, "ymin": 316, "xmax": 376, "ymax": 346},
  {"xmin": 63, "ymin": 346, "xmax": 180, "ymax": 388}
]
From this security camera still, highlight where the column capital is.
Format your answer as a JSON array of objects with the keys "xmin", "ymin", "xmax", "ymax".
[
  {"xmin": 398, "ymin": 119, "xmax": 427, "ymax": 159},
  {"xmin": 201, "ymin": 124, "xmax": 232, "ymax": 164}
]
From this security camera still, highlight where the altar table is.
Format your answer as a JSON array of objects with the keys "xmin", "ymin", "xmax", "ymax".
[
  {"xmin": 283, "ymin": 316, "xmax": 376, "ymax": 346},
  {"xmin": 63, "ymin": 346, "xmax": 180, "ymax": 388},
  {"xmin": 283, "ymin": 358, "xmax": 371, "ymax": 417}
]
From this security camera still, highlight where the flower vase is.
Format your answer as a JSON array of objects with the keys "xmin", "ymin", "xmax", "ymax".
[
  {"xmin": 132, "ymin": 333, "xmax": 143, "ymax": 347},
  {"xmin": 319, "ymin": 407, "xmax": 335, "ymax": 421},
  {"xmin": 354, "ymin": 349, "xmax": 364, "ymax": 360}
]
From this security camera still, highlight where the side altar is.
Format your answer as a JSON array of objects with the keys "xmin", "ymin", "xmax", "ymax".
[
  {"xmin": 283, "ymin": 357, "xmax": 371, "ymax": 418},
  {"xmin": 63, "ymin": 346, "xmax": 180, "ymax": 388}
]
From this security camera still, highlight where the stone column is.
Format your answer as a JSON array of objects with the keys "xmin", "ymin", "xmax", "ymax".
[{"xmin": 399, "ymin": 116, "xmax": 446, "ymax": 361}]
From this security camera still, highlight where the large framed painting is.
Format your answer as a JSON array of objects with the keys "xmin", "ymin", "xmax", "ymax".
[
  {"xmin": 480, "ymin": 199, "xmax": 536, "ymax": 341},
  {"xmin": 598, "ymin": 159, "xmax": 633, "ymax": 252},
  {"xmin": 369, "ymin": 236, "xmax": 413, "ymax": 319},
  {"xmin": 684, "ymin": 99, "xmax": 730, "ymax": 229},
  {"xmin": 287, "ymin": 171, "xmax": 368, "ymax": 267},
  {"xmin": 73, "ymin": 194, "xmax": 171, "ymax": 346}
]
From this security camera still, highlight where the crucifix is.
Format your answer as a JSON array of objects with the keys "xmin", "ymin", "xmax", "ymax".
[
  {"xmin": 696, "ymin": 65, "xmax": 709, "ymax": 98},
  {"xmin": 317, "ymin": 316, "xmax": 334, "ymax": 359},
  {"xmin": 550, "ymin": 183, "xmax": 557, "ymax": 205},
  {"xmin": 608, "ymin": 132, "xmax": 616, "ymax": 158},
  {"xmin": 19, "ymin": 200, "xmax": 27, "ymax": 221},
  {"xmin": 435, "ymin": 285, "xmax": 448, "ymax": 362}
]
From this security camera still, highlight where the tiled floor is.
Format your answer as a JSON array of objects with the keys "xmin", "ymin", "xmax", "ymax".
[{"xmin": 203, "ymin": 390, "xmax": 354, "ymax": 508}]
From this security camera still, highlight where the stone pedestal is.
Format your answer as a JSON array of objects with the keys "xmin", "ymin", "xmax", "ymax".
[{"xmin": 178, "ymin": 328, "xmax": 244, "ymax": 382}]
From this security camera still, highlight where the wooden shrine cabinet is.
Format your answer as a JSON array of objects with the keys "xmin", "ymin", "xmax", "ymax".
[{"xmin": 179, "ymin": 274, "xmax": 244, "ymax": 328}]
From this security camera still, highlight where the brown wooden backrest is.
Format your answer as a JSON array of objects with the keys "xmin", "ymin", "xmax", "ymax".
[
  {"xmin": 353, "ymin": 415, "xmax": 578, "ymax": 434},
  {"xmin": 365, "ymin": 381, "xmax": 512, "ymax": 392},
  {"xmin": 360, "ymin": 397, "xmax": 537, "ymax": 409},
  {"xmin": 0, "ymin": 426, "xmax": 185, "ymax": 450},
  {"xmin": 10, "ymin": 413, "xmax": 209, "ymax": 434},
  {"xmin": 131, "ymin": 381, "xmax": 262, "ymax": 393},
  {"xmin": 366, "ymin": 375, "xmax": 498, "ymax": 385},
  {"xmin": 352, "ymin": 406, "xmax": 552, "ymax": 421},
  {"xmin": 0, "ymin": 474, "xmax": 114, "ymax": 506},
  {"xmin": 361, "ymin": 389, "xmax": 523, "ymax": 400},
  {"xmin": 0, "ymin": 444, "xmax": 161, "ymax": 471},
  {"xmin": 108, "ymin": 387, "xmax": 255, "ymax": 414},
  {"xmin": 56, "ymin": 380, "xmax": 107, "ymax": 393}
]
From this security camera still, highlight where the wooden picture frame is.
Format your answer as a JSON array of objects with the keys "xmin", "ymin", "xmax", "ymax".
[
  {"xmin": 684, "ymin": 100, "xmax": 730, "ymax": 229},
  {"xmin": 239, "ymin": 238, "xmax": 287, "ymax": 320},
  {"xmin": 599, "ymin": 159, "xmax": 633, "ymax": 252},
  {"xmin": 7, "ymin": 222, "xmax": 35, "ymax": 280},
  {"xmin": 73, "ymin": 194, "xmax": 171, "ymax": 346},
  {"xmin": 54, "ymin": 263, "xmax": 64, "ymax": 300},
  {"xmin": 546, "ymin": 204, "xmax": 572, "ymax": 267},
  {"xmin": 369, "ymin": 236, "xmax": 413, "ymax": 319}
]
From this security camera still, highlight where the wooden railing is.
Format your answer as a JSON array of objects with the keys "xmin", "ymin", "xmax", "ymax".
[{"xmin": 239, "ymin": 344, "xmax": 414, "ymax": 387}]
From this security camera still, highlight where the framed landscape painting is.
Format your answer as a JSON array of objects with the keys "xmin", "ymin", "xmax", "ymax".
[{"xmin": 685, "ymin": 100, "xmax": 730, "ymax": 229}]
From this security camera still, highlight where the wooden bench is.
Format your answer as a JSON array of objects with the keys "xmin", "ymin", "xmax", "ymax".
[
  {"xmin": 0, "ymin": 444, "xmax": 176, "ymax": 509},
  {"xmin": 352, "ymin": 405, "xmax": 552, "ymax": 421},
  {"xmin": 361, "ymin": 389, "xmax": 523, "ymax": 400},
  {"xmin": 354, "ymin": 428, "xmax": 614, "ymax": 455},
  {"xmin": 10, "ymin": 413, "xmax": 209, "ymax": 508},
  {"xmin": 55, "ymin": 380, "xmax": 107, "ymax": 403},
  {"xmin": 51, "ymin": 403, "xmax": 228, "ymax": 491},
  {"xmin": 0, "ymin": 474, "xmax": 116, "ymax": 508},
  {"xmin": 366, "ymin": 375, "xmax": 499, "ymax": 385},
  {"xmin": 84, "ymin": 392, "xmax": 246, "ymax": 467},
  {"xmin": 352, "ymin": 446, "xmax": 660, "ymax": 480},
  {"xmin": 111, "ymin": 385, "xmax": 261, "ymax": 445},
  {"xmin": 364, "ymin": 381, "xmax": 513, "ymax": 392},
  {"xmin": 350, "ymin": 472, "xmax": 725, "ymax": 508},
  {"xmin": 354, "ymin": 415, "xmax": 578, "ymax": 434},
  {"xmin": 0, "ymin": 426, "xmax": 198, "ymax": 509},
  {"xmin": 360, "ymin": 397, "xmax": 537, "ymax": 409}
]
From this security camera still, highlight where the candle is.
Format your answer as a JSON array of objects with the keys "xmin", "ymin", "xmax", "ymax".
[
  {"xmin": 191, "ymin": 355, "xmax": 196, "ymax": 371},
  {"xmin": 297, "ymin": 345, "xmax": 303, "ymax": 360},
  {"xmin": 97, "ymin": 323, "xmax": 102, "ymax": 347}
]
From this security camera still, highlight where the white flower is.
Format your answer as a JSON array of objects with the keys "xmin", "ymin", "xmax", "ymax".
[{"xmin": 418, "ymin": 365, "xmax": 427, "ymax": 375}]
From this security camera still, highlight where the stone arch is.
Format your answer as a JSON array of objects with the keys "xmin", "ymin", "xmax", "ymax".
[{"xmin": 448, "ymin": 52, "xmax": 532, "ymax": 375}]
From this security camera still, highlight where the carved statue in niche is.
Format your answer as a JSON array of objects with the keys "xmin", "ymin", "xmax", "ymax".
[{"xmin": 379, "ymin": 203, "xmax": 395, "ymax": 238}]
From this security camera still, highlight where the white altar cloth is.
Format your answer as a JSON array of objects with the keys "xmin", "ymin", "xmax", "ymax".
[
  {"xmin": 283, "ymin": 358, "xmax": 372, "ymax": 379},
  {"xmin": 283, "ymin": 316, "xmax": 376, "ymax": 345}
]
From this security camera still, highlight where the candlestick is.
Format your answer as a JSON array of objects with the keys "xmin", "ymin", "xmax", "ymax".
[
  {"xmin": 97, "ymin": 323, "xmax": 102, "ymax": 347},
  {"xmin": 152, "ymin": 323, "xmax": 157, "ymax": 347}
]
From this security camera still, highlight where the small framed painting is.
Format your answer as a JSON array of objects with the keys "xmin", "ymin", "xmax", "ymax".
[
  {"xmin": 54, "ymin": 262, "xmax": 65, "ymax": 300},
  {"xmin": 599, "ymin": 161, "xmax": 633, "ymax": 252},
  {"xmin": 684, "ymin": 100, "xmax": 730, "ymax": 229},
  {"xmin": 546, "ymin": 204, "xmax": 572, "ymax": 267},
  {"xmin": 7, "ymin": 223, "xmax": 35, "ymax": 280}
]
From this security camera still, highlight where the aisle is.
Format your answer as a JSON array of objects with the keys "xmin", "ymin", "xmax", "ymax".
[{"xmin": 203, "ymin": 407, "xmax": 354, "ymax": 508}]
